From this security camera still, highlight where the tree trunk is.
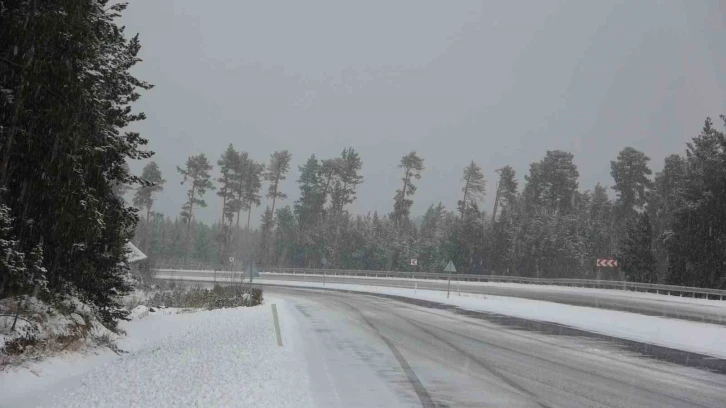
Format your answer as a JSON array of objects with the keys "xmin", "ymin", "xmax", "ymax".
[
  {"xmin": 491, "ymin": 180, "xmax": 501, "ymax": 223},
  {"xmin": 184, "ymin": 187, "xmax": 195, "ymax": 261},
  {"xmin": 221, "ymin": 196, "xmax": 226, "ymax": 224},
  {"xmin": 270, "ymin": 178, "xmax": 279, "ymax": 217},
  {"xmin": 145, "ymin": 206, "xmax": 151, "ymax": 253},
  {"xmin": 247, "ymin": 206, "xmax": 252, "ymax": 230},
  {"xmin": 397, "ymin": 175, "xmax": 409, "ymax": 227},
  {"xmin": 460, "ymin": 177, "xmax": 470, "ymax": 220}
]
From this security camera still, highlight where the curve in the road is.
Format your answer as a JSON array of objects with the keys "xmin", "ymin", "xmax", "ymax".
[
  {"xmin": 259, "ymin": 274, "xmax": 726, "ymax": 325},
  {"xmin": 268, "ymin": 284, "xmax": 726, "ymax": 375},
  {"xmin": 273, "ymin": 286, "xmax": 726, "ymax": 408}
]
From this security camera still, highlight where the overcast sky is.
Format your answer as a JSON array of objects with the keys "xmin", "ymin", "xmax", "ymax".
[{"xmin": 122, "ymin": 0, "xmax": 726, "ymax": 226}]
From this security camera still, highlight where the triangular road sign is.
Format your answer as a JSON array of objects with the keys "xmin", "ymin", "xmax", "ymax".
[{"xmin": 444, "ymin": 260, "xmax": 457, "ymax": 273}]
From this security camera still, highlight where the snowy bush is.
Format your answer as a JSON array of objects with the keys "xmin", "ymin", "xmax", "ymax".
[
  {"xmin": 0, "ymin": 296, "xmax": 120, "ymax": 368},
  {"xmin": 145, "ymin": 285, "xmax": 263, "ymax": 310}
]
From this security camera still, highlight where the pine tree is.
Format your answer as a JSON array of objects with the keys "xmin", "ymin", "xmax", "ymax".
[
  {"xmin": 177, "ymin": 154, "xmax": 215, "ymax": 249},
  {"xmin": 217, "ymin": 144, "xmax": 239, "ymax": 225},
  {"xmin": 621, "ymin": 213, "xmax": 657, "ymax": 283},
  {"xmin": 539, "ymin": 150, "xmax": 579, "ymax": 213},
  {"xmin": 295, "ymin": 155, "xmax": 325, "ymax": 228},
  {"xmin": 490, "ymin": 166, "xmax": 519, "ymax": 274},
  {"xmin": 242, "ymin": 159, "xmax": 264, "ymax": 230},
  {"xmin": 0, "ymin": 205, "xmax": 28, "ymax": 297},
  {"xmin": 257, "ymin": 207, "xmax": 275, "ymax": 266},
  {"xmin": 329, "ymin": 148, "xmax": 364, "ymax": 216},
  {"xmin": 133, "ymin": 162, "xmax": 166, "ymax": 252},
  {"xmin": 112, "ymin": 163, "xmax": 133, "ymax": 198},
  {"xmin": 492, "ymin": 165, "xmax": 518, "ymax": 222},
  {"xmin": 458, "ymin": 161, "xmax": 486, "ymax": 219},
  {"xmin": 1, "ymin": 1, "xmax": 153, "ymax": 323},
  {"xmin": 264, "ymin": 150, "xmax": 292, "ymax": 217},
  {"xmin": 134, "ymin": 162, "xmax": 166, "ymax": 223},
  {"xmin": 610, "ymin": 147, "xmax": 653, "ymax": 219},
  {"xmin": 523, "ymin": 162, "xmax": 545, "ymax": 213},
  {"xmin": 392, "ymin": 151, "xmax": 425, "ymax": 225},
  {"xmin": 229, "ymin": 151, "xmax": 249, "ymax": 228},
  {"xmin": 648, "ymin": 154, "xmax": 686, "ymax": 280},
  {"xmin": 666, "ymin": 117, "xmax": 726, "ymax": 288}
]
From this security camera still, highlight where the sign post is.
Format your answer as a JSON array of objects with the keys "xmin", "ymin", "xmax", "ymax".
[
  {"xmin": 596, "ymin": 258, "xmax": 618, "ymax": 282},
  {"xmin": 247, "ymin": 259, "xmax": 255, "ymax": 306},
  {"xmin": 229, "ymin": 256, "xmax": 234, "ymax": 283},
  {"xmin": 321, "ymin": 257, "xmax": 328, "ymax": 286},
  {"xmin": 444, "ymin": 260, "xmax": 457, "ymax": 299}
]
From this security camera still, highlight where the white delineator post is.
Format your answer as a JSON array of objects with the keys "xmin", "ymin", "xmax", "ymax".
[
  {"xmin": 271, "ymin": 304, "xmax": 283, "ymax": 347},
  {"xmin": 444, "ymin": 260, "xmax": 456, "ymax": 299}
]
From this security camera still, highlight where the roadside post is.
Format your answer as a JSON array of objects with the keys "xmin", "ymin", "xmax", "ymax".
[
  {"xmin": 229, "ymin": 256, "xmax": 234, "ymax": 284},
  {"xmin": 445, "ymin": 260, "xmax": 457, "ymax": 299},
  {"xmin": 271, "ymin": 304, "xmax": 283, "ymax": 347},
  {"xmin": 322, "ymin": 257, "xmax": 328, "ymax": 286},
  {"xmin": 247, "ymin": 259, "xmax": 255, "ymax": 306}
]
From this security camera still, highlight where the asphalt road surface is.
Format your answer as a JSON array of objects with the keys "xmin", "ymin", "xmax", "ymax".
[
  {"xmin": 156, "ymin": 269, "xmax": 726, "ymax": 325},
  {"xmin": 269, "ymin": 286, "xmax": 726, "ymax": 408}
]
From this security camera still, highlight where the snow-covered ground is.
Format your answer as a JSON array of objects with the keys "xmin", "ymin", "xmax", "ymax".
[
  {"xmin": 260, "ymin": 280, "xmax": 726, "ymax": 359},
  {"xmin": 0, "ymin": 296, "xmax": 313, "ymax": 408}
]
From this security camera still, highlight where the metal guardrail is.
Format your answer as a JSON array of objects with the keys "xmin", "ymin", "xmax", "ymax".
[
  {"xmin": 261, "ymin": 267, "xmax": 726, "ymax": 300},
  {"xmin": 152, "ymin": 265, "xmax": 726, "ymax": 300}
]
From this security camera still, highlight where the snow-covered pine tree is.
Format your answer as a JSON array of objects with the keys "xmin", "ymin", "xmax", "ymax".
[
  {"xmin": 133, "ymin": 162, "xmax": 166, "ymax": 253},
  {"xmin": 392, "ymin": 151, "xmax": 424, "ymax": 226},
  {"xmin": 621, "ymin": 213, "xmax": 657, "ymax": 283},
  {"xmin": 1, "ymin": 1, "xmax": 153, "ymax": 324},
  {"xmin": 458, "ymin": 160, "xmax": 486, "ymax": 220},
  {"xmin": 177, "ymin": 153, "xmax": 215, "ymax": 254},
  {"xmin": 264, "ymin": 150, "xmax": 292, "ymax": 217}
]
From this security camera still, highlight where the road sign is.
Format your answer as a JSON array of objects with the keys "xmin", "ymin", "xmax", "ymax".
[
  {"xmin": 321, "ymin": 257, "xmax": 328, "ymax": 267},
  {"xmin": 410, "ymin": 258, "xmax": 418, "ymax": 266},
  {"xmin": 596, "ymin": 258, "xmax": 618, "ymax": 267},
  {"xmin": 229, "ymin": 256, "xmax": 234, "ymax": 263}
]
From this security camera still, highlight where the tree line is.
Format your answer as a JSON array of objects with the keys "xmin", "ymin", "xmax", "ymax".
[{"xmin": 133, "ymin": 116, "xmax": 726, "ymax": 289}]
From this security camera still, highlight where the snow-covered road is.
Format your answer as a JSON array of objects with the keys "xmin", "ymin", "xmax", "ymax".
[
  {"xmin": 274, "ymin": 286, "xmax": 726, "ymax": 407},
  {"xmin": 4, "ymin": 288, "xmax": 726, "ymax": 407}
]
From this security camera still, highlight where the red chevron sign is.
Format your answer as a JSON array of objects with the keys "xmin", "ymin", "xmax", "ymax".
[{"xmin": 596, "ymin": 258, "xmax": 618, "ymax": 267}]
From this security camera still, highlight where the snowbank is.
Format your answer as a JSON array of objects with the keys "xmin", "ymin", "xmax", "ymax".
[
  {"xmin": 1, "ymin": 296, "xmax": 118, "ymax": 364},
  {"xmin": 1, "ymin": 296, "xmax": 313, "ymax": 408}
]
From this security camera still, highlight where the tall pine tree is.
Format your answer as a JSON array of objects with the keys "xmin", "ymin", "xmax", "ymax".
[
  {"xmin": 621, "ymin": 213, "xmax": 657, "ymax": 283},
  {"xmin": 1, "ymin": 1, "xmax": 153, "ymax": 323},
  {"xmin": 392, "ymin": 151, "xmax": 424, "ymax": 226},
  {"xmin": 458, "ymin": 161, "xmax": 486, "ymax": 220},
  {"xmin": 177, "ymin": 154, "xmax": 215, "ymax": 251},
  {"xmin": 264, "ymin": 150, "xmax": 292, "ymax": 217}
]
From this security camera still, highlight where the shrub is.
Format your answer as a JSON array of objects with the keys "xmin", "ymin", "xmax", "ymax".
[{"xmin": 146, "ymin": 285, "xmax": 263, "ymax": 310}]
